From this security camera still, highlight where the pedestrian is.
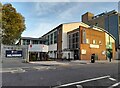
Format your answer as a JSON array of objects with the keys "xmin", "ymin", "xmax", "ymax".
[{"xmin": 108, "ymin": 51, "xmax": 112, "ymax": 62}]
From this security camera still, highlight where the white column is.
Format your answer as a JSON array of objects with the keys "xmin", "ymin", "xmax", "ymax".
[
  {"xmin": 30, "ymin": 40, "xmax": 32, "ymax": 45},
  {"xmin": 21, "ymin": 40, "xmax": 23, "ymax": 45}
]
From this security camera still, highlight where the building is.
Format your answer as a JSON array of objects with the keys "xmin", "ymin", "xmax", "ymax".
[
  {"xmin": 82, "ymin": 10, "xmax": 120, "ymax": 50},
  {"xmin": 17, "ymin": 37, "xmax": 46, "ymax": 45},
  {"xmin": 41, "ymin": 22, "xmax": 90, "ymax": 59},
  {"xmin": 17, "ymin": 37, "xmax": 48, "ymax": 61},
  {"xmin": 41, "ymin": 22, "xmax": 115, "ymax": 60},
  {"xmin": 67, "ymin": 25, "xmax": 115, "ymax": 60}
]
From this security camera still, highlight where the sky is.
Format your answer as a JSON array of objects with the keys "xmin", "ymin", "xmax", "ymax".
[{"xmin": 2, "ymin": 2, "xmax": 118, "ymax": 38}]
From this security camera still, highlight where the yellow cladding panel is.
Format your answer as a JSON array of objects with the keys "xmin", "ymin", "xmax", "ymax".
[{"xmin": 63, "ymin": 22, "xmax": 89, "ymax": 33}]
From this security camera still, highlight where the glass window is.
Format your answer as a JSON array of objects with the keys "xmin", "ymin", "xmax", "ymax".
[
  {"xmin": 32, "ymin": 40, "xmax": 38, "ymax": 44},
  {"xmin": 69, "ymin": 35, "xmax": 71, "ymax": 39},
  {"xmin": 50, "ymin": 33, "xmax": 53, "ymax": 44},
  {"xmin": 93, "ymin": 40, "xmax": 97, "ymax": 44},
  {"xmin": 23, "ymin": 39, "xmax": 30, "ymax": 45},
  {"xmin": 54, "ymin": 31, "xmax": 57, "ymax": 44},
  {"xmin": 48, "ymin": 35, "xmax": 49, "ymax": 45},
  {"xmin": 73, "ymin": 34, "xmax": 75, "ymax": 38},
  {"xmin": 86, "ymin": 39, "xmax": 89, "ymax": 44},
  {"xmin": 76, "ymin": 32, "xmax": 78, "ymax": 37},
  {"xmin": 99, "ymin": 41, "xmax": 102, "ymax": 45}
]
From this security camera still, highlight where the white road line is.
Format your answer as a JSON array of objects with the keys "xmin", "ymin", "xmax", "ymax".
[
  {"xmin": 11, "ymin": 68, "xmax": 26, "ymax": 73},
  {"xmin": 109, "ymin": 77, "xmax": 117, "ymax": 81},
  {"xmin": 53, "ymin": 75, "xmax": 110, "ymax": 88},
  {"xmin": 108, "ymin": 82, "xmax": 120, "ymax": 88},
  {"xmin": 76, "ymin": 85, "xmax": 83, "ymax": 88},
  {"xmin": 0, "ymin": 70, "xmax": 11, "ymax": 73}
]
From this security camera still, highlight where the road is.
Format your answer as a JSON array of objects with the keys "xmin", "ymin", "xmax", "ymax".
[{"xmin": 1, "ymin": 59, "xmax": 120, "ymax": 88}]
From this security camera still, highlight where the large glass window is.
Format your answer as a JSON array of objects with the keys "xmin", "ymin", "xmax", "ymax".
[
  {"xmin": 86, "ymin": 39, "xmax": 89, "ymax": 44},
  {"xmin": 32, "ymin": 40, "xmax": 38, "ymax": 44},
  {"xmin": 68, "ymin": 32, "xmax": 79, "ymax": 49},
  {"xmin": 54, "ymin": 31, "xmax": 57, "ymax": 44},
  {"xmin": 23, "ymin": 39, "xmax": 30, "ymax": 45},
  {"xmin": 50, "ymin": 33, "xmax": 53, "ymax": 44},
  {"xmin": 48, "ymin": 35, "xmax": 49, "ymax": 45}
]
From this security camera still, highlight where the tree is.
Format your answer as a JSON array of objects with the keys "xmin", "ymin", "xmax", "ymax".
[
  {"xmin": 0, "ymin": 3, "xmax": 2, "ymax": 44},
  {"xmin": 2, "ymin": 3, "xmax": 25, "ymax": 45}
]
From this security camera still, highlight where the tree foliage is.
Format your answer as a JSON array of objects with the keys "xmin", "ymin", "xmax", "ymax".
[
  {"xmin": 0, "ymin": 3, "xmax": 2, "ymax": 23},
  {"xmin": 2, "ymin": 3, "xmax": 25, "ymax": 45}
]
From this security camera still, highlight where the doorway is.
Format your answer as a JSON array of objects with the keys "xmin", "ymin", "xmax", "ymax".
[{"xmin": 74, "ymin": 50, "xmax": 79, "ymax": 60}]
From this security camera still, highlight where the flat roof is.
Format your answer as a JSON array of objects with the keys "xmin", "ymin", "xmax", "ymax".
[{"xmin": 21, "ymin": 37, "xmax": 46, "ymax": 41}]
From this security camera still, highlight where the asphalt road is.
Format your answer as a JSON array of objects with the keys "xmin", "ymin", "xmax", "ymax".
[{"xmin": 1, "ymin": 59, "xmax": 120, "ymax": 88}]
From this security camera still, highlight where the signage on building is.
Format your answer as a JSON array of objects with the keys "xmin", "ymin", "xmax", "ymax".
[
  {"xmin": 6, "ymin": 50, "xmax": 22, "ymax": 57},
  {"xmin": 102, "ymin": 51, "xmax": 106, "ymax": 55},
  {"xmin": 90, "ymin": 44, "xmax": 99, "ymax": 48},
  {"xmin": 81, "ymin": 49, "xmax": 86, "ymax": 54}
]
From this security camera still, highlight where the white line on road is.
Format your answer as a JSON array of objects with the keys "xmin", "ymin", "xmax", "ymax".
[
  {"xmin": 109, "ymin": 77, "xmax": 117, "ymax": 81},
  {"xmin": 76, "ymin": 85, "xmax": 83, "ymax": 88},
  {"xmin": 53, "ymin": 75, "xmax": 110, "ymax": 88},
  {"xmin": 11, "ymin": 68, "xmax": 26, "ymax": 73},
  {"xmin": 108, "ymin": 82, "xmax": 120, "ymax": 88}
]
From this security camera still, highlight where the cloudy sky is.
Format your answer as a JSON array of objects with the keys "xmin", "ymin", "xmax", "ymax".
[{"xmin": 2, "ymin": 2, "xmax": 118, "ymax": 38}]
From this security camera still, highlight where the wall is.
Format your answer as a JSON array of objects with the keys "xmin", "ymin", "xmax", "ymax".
[
  {"xmin": 48, "ymin": 44, "xmax": 57, "ymax": 58},
  {"xmin": 82, "ymin": 13, "xmax": 105, "ymax": 29},
  {"xmin": 80, "ymin": 26, "xmax": 106, "ymax": 60},
  {"xmin": 1, "ymin": 44, "xmax": 28, "ymax": 60},
  {"xmin": 28, "ymin": 44, "xmax": 48, "ymax": 52},
  {"xmin": 62, "ymin": 22, "xmax": 89, "ymax": 50},
  {"xmin": 42, "ymin": 28, "xmax": 57, "ymax": 58}
]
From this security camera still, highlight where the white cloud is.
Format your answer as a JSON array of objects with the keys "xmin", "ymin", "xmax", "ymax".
[
  {"xmin": 34, "ymin": 2, "xmax": 66, "ymax": 16},
  {"xmin": 22, "ymin": 22, "xmax": 57, "ymax": 37},
  {"xmin": 57, "ymin": 3, "xmax": 88, "ymax": 21}
]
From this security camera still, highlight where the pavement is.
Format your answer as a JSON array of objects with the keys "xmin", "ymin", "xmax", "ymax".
[
  {"xmin": 29, "ymin": 59, "xmax": 120, "ymax": 66},
  {"xmin": 1, "ymin": 59, "xmax": 119, "ymax": 74},
  {"xmin": 1, "ymin": 58, "xmax": 120, "ymax": 87}
]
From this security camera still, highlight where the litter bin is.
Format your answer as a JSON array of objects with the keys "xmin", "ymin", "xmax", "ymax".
[{"xmin": 91, "ymin": 54, "xmax": 95, "ymax": 63}]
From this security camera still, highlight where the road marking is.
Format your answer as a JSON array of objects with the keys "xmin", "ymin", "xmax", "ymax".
[
  {"xmin": 108, "ymin": 82, "xmax": 120, "ymax": 88},
  {"xmin": 109, "ymin": 77, "xmax": 117, "ymax": 81},
  {"xmin": 76, "ymin": 85, "xmax": 83, "ymax": 88},
  {"xmin": 0, "ymin": 70, "xmax": 11, "ymax": 73},
  {"xmin": 11, "ymin": 68, "xmax": 26, "ymax": 73},
  {"xmin": 53, "ymin": 75, "xmax": 110, "ymax": 88}
]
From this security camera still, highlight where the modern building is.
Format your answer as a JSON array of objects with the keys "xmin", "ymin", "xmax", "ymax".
[
  {"xmin": 17, "ymin": 37, "xmax": 48, "ymax": 61},
  {"xmin": 67, "ymin": 25, "xmax": 115, "ymax": 60},
  {"xmin": 41, "ymin": 22, "xmax": 116, "ymax": 60},
  {"xmin": 41, "ymin": 22, "xmax": 90, "ymax": 59},
  {"xmin": 17, "ymin": 37, "xmax": 46, "ymax": 45},
  {"xmin": 82, "ymin": 10, "xmax": 120, "ymax": 50}
]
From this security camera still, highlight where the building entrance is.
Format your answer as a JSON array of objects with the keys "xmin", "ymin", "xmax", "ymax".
[
  {"xmin": 29, "ymin": 52, "xmax": 48, "ymax": 61},
  {"xmin": 74, "ymin": 50, "xmax": 79, "ymax": 60}
]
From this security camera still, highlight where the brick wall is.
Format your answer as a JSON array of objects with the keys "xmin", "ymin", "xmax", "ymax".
[{"xmin": 79, "ymin": 26, "xmax": 106, "ymax": 60}]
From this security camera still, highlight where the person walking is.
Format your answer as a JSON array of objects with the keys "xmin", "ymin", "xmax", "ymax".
[{"xmin": 108, "ymin": 50, "xmax": 112, "ymax": 62}]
